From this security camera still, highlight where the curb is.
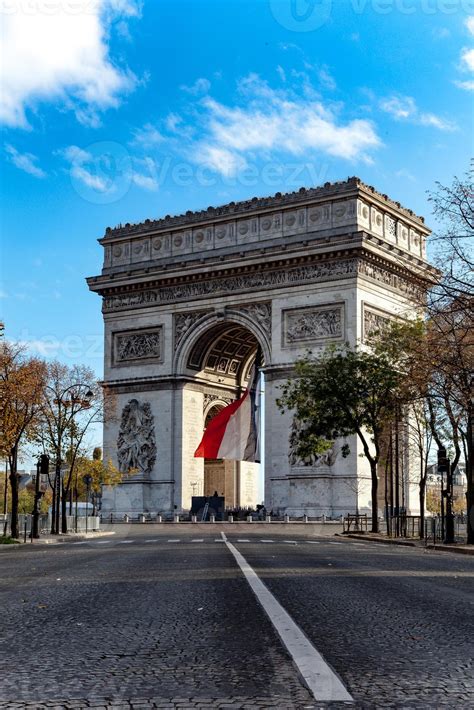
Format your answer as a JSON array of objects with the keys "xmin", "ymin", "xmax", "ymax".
[
  {"xmin": 426, "ymin": 544, "xmax": 474, "ymax": 556},
  {"xmin": 0, "ymin": 531, "xmax": 115, "ymax": 547},
  {"xmin": 338, "ymin": 533, "xmax": 416, "ymax": 547}
]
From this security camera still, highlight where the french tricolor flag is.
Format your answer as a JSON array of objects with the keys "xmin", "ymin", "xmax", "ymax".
[{"xmin": 194, "ymin": 349, "xmax": 262, "ymax": 463}]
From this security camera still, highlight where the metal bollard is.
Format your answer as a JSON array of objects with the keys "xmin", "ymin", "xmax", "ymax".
[
  {"xmin": 266, "ymin": 515, "xmax": 272, "ymax": 523},
  {"xmin": 174, "ymin": 514, "xmax": 180, "ymax": 523},
  {"xmin": 191, "ymin": 515, "xmax": 197, "ymax": 523},
  {"xmin": 124, "ymin": 514, "xmax": 129, "ymax": 523},
  {"xmin": 284, "ymin": 514, "xmax": 290, "ymax": 523},
  {"xmin": 304, "ymin": 514, "xmax": 309, "ymax": 524},
  {"xmin": 210, "ymin": 514, "xmax": 216, "ymax": 523},
  {"xmin": 228, "ymin": 514, "xmax": 234, "ymax": 523},
  {"xmin": 24, "ymin": 521, "xmax": 27, "ymax": 543},
  {"xmin": 156, "ymin": 514, "xmax": 162, "ymax": 523},
  {"xmin": 247, "ymin": 515, "xmax": 253, "ymax": 523},
  {"xmin": 139, "ymin": 514, "xmax": 146, "ymax": 523},
  {"xmin": 322, "ymin": 514, "xmax": 326, "ymax": 524}
]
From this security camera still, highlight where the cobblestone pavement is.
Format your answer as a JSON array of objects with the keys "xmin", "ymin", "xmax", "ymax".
[{"xmin": 1, "ymin": 527, "xmax": 473, "ymax": 709}]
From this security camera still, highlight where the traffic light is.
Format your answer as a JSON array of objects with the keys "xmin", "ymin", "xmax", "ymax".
[
  {"xmin": 437, "ymin": 447, "xmax": 449, "ymax": 474},
  {"xmin": 40, "ymin": 454, "xmax": 49, "ymax": 476}
]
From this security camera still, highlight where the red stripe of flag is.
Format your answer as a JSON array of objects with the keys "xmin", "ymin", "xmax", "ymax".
[{"xmin": 194, "ymin": 390, "xmax": 250, "ymax": 459}]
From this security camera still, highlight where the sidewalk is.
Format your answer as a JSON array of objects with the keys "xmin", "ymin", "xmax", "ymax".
[
  {"xmin": 339, "ymin": 532, "xmax": 474, "ymax": 555},
  {"xmin": 0, "ymin": 530, "xmax": 114, "ymax": 548}
]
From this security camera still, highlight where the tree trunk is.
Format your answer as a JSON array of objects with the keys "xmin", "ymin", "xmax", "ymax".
[
  {"xmin": 50, "ymin": 485, "xmax": 56, "ymax": 534},
  {"xmin": 9, "ymin": 448, "xmax": 19, "ymax": 539},
  {"xmin": 370, "ymin": 460, "xmax": 379, "ymax": 533},
  {"xmin": 9, "ymin": 472, "xmax": 19, "ymax": 539},
  {"xmin": 61, "ymin": 484, "xmax": 68, "ymax": 534},
  {"xmin": 466, "ymin": 406, "xmax": 473, "ymax": 545},
  {"xmin": 419, "ymin": 486, "xmax": 425, "ymax": 540}
]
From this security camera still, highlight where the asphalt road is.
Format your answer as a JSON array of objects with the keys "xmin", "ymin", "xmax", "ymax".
[{"xmin": 1, "ymin": 526, "xmax": 473, "ymax": 709}]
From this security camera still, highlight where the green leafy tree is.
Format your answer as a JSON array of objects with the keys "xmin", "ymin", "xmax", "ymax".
[{"xmin": 278, "ymin": 345, "xmax": 403, "ymax": 533}]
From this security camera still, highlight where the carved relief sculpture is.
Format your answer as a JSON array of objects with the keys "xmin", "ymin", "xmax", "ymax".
[
  {"xmin": 363, "ymin": 308, "xmax": 391, "ymax": 340},
  {"xmin": 285, "ymin": 306, "xmax": 343, "ymax": 345},
  {"xmin": 288, "ymin": 418, "xmax": 337, "ymax": 467},
  {"xmin": 289, "ymin": 417, "xmax": 337, "ymax": 468},
  {"xmin": 233, "ymin": 302, "xmax": 271, "ymax": 338},
  {"xmin": 117, "ymin": 399, "xmax": 157, "ymax": 476},
  {"xmin": 174, "ymin": 310, "xmax": 210, "ymax": 350},
  {"xmin": 114, "ymin": 328, "xmax": 162, "ymax": 363}
]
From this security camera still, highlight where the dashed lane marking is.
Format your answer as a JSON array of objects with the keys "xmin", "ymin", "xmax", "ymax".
[
  {"xmin": 221, "ymin": 530, "xmax": 353, "ymax": 703},
  {"xmin": 167, "ymin": 539, "xmax": 181, "ymax": 543},
  {"xmin": 237, "ymin": 539, "xmax": 250, "ymax": 542},
  {"xmin": 118, "ymin": 540, "xmax": 134, "ymax": 544},
  {"xmin": 191, "ymin": 539, "xmax": 204, "ymax": 543},
  {"xmin": 95, "ymin": 540, "xmax": 112, "ymax": 544},
  {"xmin": 306, "ymin": 541, "xmax": 321, "ymax": 544},
  {"xmin": 284, "ymin": 540, "xmax": 298, "ymax": 544},
  {"xmin": 260, "ymin": 539, "xmax": 274, "ymax": 543}
]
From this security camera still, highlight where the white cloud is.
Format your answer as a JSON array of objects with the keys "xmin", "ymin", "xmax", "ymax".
[
  {"xmin": 465, "ymin": 16, "xmax": 474, "ymax": 36},
  {"xmin": 130, "ymin": 157, "xmax": 159, "ymax": 190},
  {"xmin": 0, "ymin": 0, "xmax": 140, "ymax": 129},
  {"xmin": 455, "ymin": 79, "xmax": 474, "ymax": 91},
  {"xmin": 195, "ymin": 145, "xmax": 249, "ymax": 178},
  {"xmin": 380, "ymin": 95, "xmax": 417, "ymax": 119},
  {"xmin": 180, "ymin": 77, "xmax": 211, "ymax": 95},
  {"xmin": 61, "ymin": 144, "xmax": 109, "ymax": 191},
  {"xmin": 395, "ymin": 168, "xmax": 416, "ymax": 182},
  {"xmin": 461, "ymin": 47, "xmax": 474, "ymax": 71},
  {"xmin": 318, "ymin": 66, "xmax": 336, "ymax": 91},
  {"xmin": 5, "ymin": 143, "xmax": 46, "ymax": 178},
  {"xmin": 380, "ymin": 95, "xmax": 455, "ymax": 131},
  {"xmin": 174, "ymin": 77, "xmax": 381, "ymax": 177},
  {"xmin": 132, "ymin": 123, "xmax": 164, "ymax": 147}
]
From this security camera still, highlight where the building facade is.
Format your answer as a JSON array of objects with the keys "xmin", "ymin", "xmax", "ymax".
[{"xmin": 87, "ymin": 177, "xmax": 435, "ymax": 517}]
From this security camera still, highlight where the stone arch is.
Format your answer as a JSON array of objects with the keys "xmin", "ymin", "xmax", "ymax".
[{"xmin": 173, "ymin": 309, "xmax": 271, "ymax": 377}]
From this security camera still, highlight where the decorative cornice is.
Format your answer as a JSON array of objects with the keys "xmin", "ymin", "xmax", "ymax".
[
  {"xmin": 101, "ymin": 177, "xmax": 426, "ymax": 240},
  {"xmin": 99, "ymin": 247, "xmax": 431, "ymax": 313}
]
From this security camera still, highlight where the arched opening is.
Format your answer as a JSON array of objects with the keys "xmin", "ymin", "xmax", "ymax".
[{"xmin": 183, "ymin": 319, "xmax": 265, "ymax": 511}]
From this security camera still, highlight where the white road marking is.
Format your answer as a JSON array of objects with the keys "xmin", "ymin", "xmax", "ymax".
[
  {"xmin": 214, "ymin": 539, "xmax": 225, "ymax": 542},
  {"xmin": 306, "ymin": 541, "xmax": 321, "ymax": 544},
  {"xmin": 73, "ymin": 541, "xmax": 88, "ymax": 545},
  {"xmin": 191, "ymin": 539, "xmax": 204, "ymax": 543},
  {"xmin": 95, "ymin": 540, "xmax": 112, "ymax": 544},
  {"xmin": 260, "ymin": 539, "xmax": 274, "ymax": 543},
  {"xmin": 118, "ymin": 540, "xmax": 134, "ymax": 544},
  {"xmin": 221, "ymin": 531, "xmax": 353, "ymax": 703},
  {"xmin": 145, "ymin": 539, "xmax": 159, "ymax": 543},
  {"xmin": 167, "ymin": 539, "xmax": 181, "ymax": 543},
  {"xmin": 237, "ymin": 539, "xmax": 250, "ymax": 542},
  {"xmin": 284, "ymin": 540, "xmax": 298, "ymax": 544},
  {"xmin": 329, "ymin": 542, "xmax": 342, "ymax": 545}
]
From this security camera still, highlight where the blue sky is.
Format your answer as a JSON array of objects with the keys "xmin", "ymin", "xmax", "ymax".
[{"xmin": 1, "ymin": 0, "xmax": 473, "ymax": 376}]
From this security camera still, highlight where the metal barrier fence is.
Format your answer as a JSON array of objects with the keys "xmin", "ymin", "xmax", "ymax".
[
  {"xmin": 101, "ymin": 511, "xmax": 345, "ymax": 524},
  {"xmin": 0, "ymin": 513, "xmax": 100, "ymax": 538},
  {"xmin": 424, "ymin": 515, "xmax": 467, "ymax": 545}
]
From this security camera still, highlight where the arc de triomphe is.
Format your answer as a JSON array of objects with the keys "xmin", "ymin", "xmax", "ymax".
[{"xmin": 87, "ymin": 177, "xmax": 434, "ymax": 517}]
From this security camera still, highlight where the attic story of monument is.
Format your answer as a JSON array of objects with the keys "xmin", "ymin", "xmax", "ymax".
[{"xmin": 87, "ymin": 177, "xmax": 436, "ymax": 517}]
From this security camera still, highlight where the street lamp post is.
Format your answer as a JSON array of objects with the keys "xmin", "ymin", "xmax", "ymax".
[
  {"xmin": 45, "ymin": 383, "xmax": 93, "ymax": 534},
  {"xmin": 83, "ymin": 474, "xmax": 92, "ymax": 534}
]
